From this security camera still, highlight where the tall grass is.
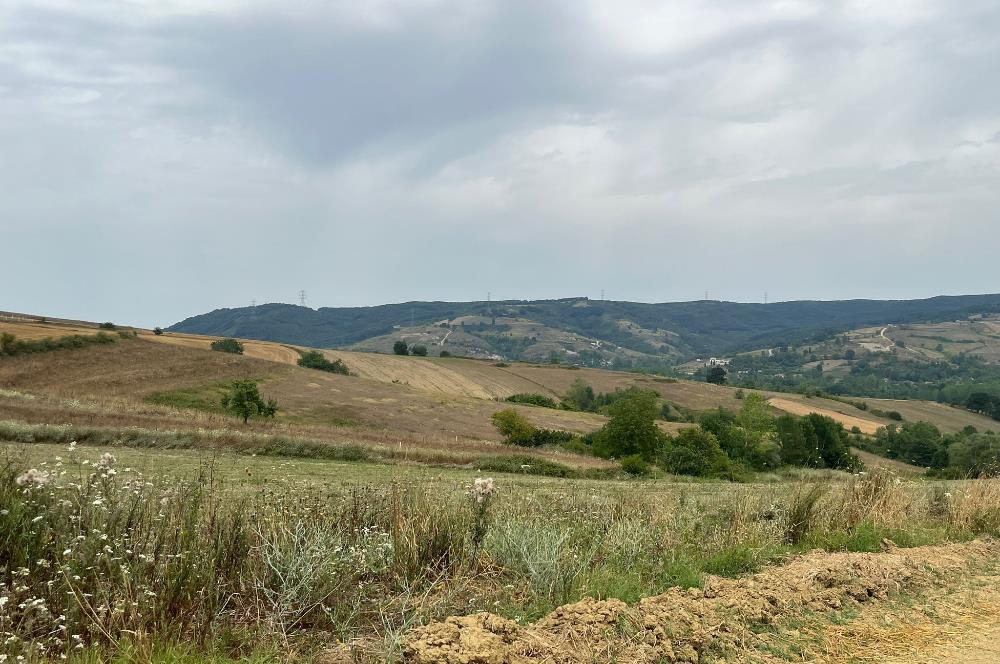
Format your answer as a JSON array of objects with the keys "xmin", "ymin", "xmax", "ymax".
[{"xmin": 2, "ymin": 449, "xmax": 998, "ymax": 663}]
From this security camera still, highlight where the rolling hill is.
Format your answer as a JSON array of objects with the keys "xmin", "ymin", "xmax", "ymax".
[{"xmin": 168, "ymin": 294, "xmax": 1000, "ymax": 367}]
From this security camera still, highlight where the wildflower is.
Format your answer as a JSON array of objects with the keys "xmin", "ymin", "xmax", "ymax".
[
  {"xmin": 68, "ymin": 441, "xmax": 77, "ymax": 451},
  {"xmin": 15, "ymin": 468, "xmax": 50, "ymax": 487},
  {"xmin": 98, "ymin": 452, "xmax": 116, "ymax": 469},
  {"xmin": 471, "ymin": 477, "xmax": 496, "ymax": 503}
]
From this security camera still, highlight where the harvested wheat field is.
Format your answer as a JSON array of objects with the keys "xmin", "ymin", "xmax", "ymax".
[
  {"xmin": 768, "ymin": 397, "xmax": 885, "ymax": 435},
  {"xmin": 395, "ymin": 540, "xmax": 1000, "ymax": 664},
  {"xmin": 141, "ymin": 329, "xmax": 303, "ymax": 364}
]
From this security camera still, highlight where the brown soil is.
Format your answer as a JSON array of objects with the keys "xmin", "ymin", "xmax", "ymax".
[{"xmin": 401, "ymin": 540, "xmax": 999, "ymax": 664}]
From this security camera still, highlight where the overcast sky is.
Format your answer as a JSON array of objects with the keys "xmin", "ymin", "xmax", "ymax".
[{"xmin": 2, "ymin": 0, "xmax": 998, "ymax": 326}]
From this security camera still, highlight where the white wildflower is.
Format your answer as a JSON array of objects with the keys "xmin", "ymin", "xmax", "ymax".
[
  {"xmin": 15, "ymin": 468, "xmax": 50, "ymax": 487},
  {"xmin": 471, "ymin": 477, "xmax": 496, "ymax": 503}
]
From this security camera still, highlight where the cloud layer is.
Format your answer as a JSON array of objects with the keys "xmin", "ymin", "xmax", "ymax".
[{"xmin": 2, "ymin": 0, "xmax": 998, "ymax": 325}]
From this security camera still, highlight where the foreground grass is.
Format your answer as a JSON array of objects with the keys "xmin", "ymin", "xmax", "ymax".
[{"xmin": 2, "ymin": 441, "xmax": 999, "ymax": 663}]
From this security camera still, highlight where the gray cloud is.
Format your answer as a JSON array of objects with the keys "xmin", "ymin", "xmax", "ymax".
[{"xmin": 1, "ymin": 0, "xmax": 999, "ymax": 326}]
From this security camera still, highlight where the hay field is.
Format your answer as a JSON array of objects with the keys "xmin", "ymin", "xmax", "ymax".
[
  {"xmin": 767, "ymin": 397, "xmax": 885, "ymax": 434},
  {"xmin": 0, "ymin": 319, "xmax": 98, "ymax": 339}
]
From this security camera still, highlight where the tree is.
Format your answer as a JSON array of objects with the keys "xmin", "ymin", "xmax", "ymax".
[
  {"xmin": 211, "ymin": 338, "xmax": 244, "ymax": 354},
  {"xmin": 220, "ymin": 380, "xmax": 277, "ymax": 424},
  {"xmin": 153, "ymin": 327, "xmax": 164, "ymax": 336},
  {"xmin": 592, "ymin": 391, "xmax": 666, "ymax": 460},
  {"xmin": 662, "ymin": 428, "xmax": 732, "ymax": 477},
  {"xmin": 439, "ymin": 350, "xmax": 452, "ymax": 357},
  {"xmin": 563, "ymin": 378, "xmax": 596, "ymax": 411},
  {"xmin": 775, "ymin": 415, "xmax": 822, "ymax": 467},
  {"xmin": 393, "ymin": 340, "xmax": 409, "ymax": 356},
  {"xmin": 706, "ymin": 366, "xmax": 727, "ymax": 385},
  {"xmin": 411, "ymin": 345, "xmax": 428, "ymax": 356}
]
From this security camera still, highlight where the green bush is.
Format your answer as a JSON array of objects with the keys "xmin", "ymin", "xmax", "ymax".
[
  {"xmin": 491, "ymin": 409, "xmax": 539, "ymax": 446},
  {"xmin": 474, "ymin": 455, "xmax": 576, "ymax": 477},
  {"xmin": 297, "ymin": 350, "xmax": 350, "ymax": 375},
  {"xmin": 620, "ymin": 455, "xmax": 649, "ymax": 477},
  {"xmin": 98, "ymin": 322, "xmax": 117, "ymax": 330},
  {"xmin": 153, "ymin": 327, "xmax": 164, "ymax": 335},
  {"xmin": 591, "ymin": 391, "xmax": 667, "ymax": 461},
  {"xmin": 220, "ymin": 380, "xmax": 277, "ymax": 423},
  {"xmin": 661, "ymin": 428, "xmax": 733, "ymax": 478},
  {"xmin": 0, "ymin": 332, "xmax": 117, "ymax": 358},
  {"xmin": 393, "ymin": 340, "xmax": 409, "ymax": 355},
  {"xmin": 211, "ymin": 338, "xmax": 245, "ymax": 354},
  {"xmin": 505, "ymin": 393, "xmax": 559, "ymax": 409},
  {"xmin": 411, "ymin": 345, "xmax": 428, "ymax": 356},
  {"xmin": 440, "ymin": 350, "xmax": 452, "ymax": 357}
]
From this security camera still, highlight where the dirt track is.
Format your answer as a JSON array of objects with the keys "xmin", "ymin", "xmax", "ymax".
[{"xmin": 392, "ymin": 540, "xmax": 998, "ymax": 664}]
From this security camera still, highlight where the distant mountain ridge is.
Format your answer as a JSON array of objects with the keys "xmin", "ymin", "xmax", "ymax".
[{"xmin": 168, "ymin": 294, "xmax": 1000, "ymax": 366}]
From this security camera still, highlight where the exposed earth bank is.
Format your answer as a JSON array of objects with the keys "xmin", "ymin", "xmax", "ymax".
[{"xmin": 395, "ymin": 539, "xmax": 998, "ymax": 663}]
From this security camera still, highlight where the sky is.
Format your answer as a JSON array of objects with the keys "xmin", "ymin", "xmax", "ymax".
[{"xmin": 2, "ymin": 0, "xmax": 999, "ymax": 327}]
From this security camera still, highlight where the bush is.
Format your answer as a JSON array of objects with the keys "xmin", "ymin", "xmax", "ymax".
[
  {"xmin": 440, "ymin": 350, "xmax": 452, "ymax": 357},
  {"xmin": 153, "ymin": 327, "xmax": 164, "ymax": 336},
  {"xmin": 297, "ymin": 350, "xmax": 350, "ymax": 375},
  {"xmin": 661, "ymin": 428, "xmax": 733, "ymax": 478},
  {"xmin": 220, "ymin": 380, "xmax": 278, "ymax": 423},
  {"xmin": 591, "ymin": 391, "xmax": 667, "ymax": 460},
  {"xmin": 0, "ymin": 332, "xmax": 117, "ymax": 358},
  {"xmin": 211, "ymin": 338, "xmax": 245, "ymax": 354},
  {"xmin": 491, "ymin": 409, "xmax": 539, "ymax": 446},
  {"xmin": 505, "ymin": 393, "xmax": 559, "ymax": 409},
  {"xmin": 393, "ymin": 340, "xmax": 409, "ymax": 356},
  {"xmin": 411, "ymin": 345, "xmax": 428, "ymax": 357},
  {"xmin": 474, "ymin": 455, "xmax": 576, "ymax": 478},
  {"xmin": 98, "ymin": 322, "xmax": 117, "ymax": 330},
  {"xmin": 620, "ymin": 455, "xmax": 650, "ymax": 477}
]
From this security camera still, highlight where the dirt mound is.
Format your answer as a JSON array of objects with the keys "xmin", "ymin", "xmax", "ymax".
[{"xmin": 403, "ymin": 540, "xmax": 998, "ymax": 663}]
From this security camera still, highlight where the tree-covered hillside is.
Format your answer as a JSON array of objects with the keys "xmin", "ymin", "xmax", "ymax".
[{"xmin": 168, "ymin": 294, "xmax": 1000, "ymax": 363}]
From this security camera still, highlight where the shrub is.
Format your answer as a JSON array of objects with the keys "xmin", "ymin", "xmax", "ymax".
[
  {"xmin": 411, "ymin": 345, "xmax": 428, "ymax": 357},
  {"xmin": 393, "ymin": 340, "xmax": 409, "ymax": 355},
  {"xmin": 0, "ymin": 332, "xmax": 117, "ymax": 358},
  {"xmin": 620, "ymin": 455, "xmax": 650, "ymax": 477},
  {"xmin": 153, "ymin": 326, "xmax": 164, "ymax": 335},
  {"xmin": 98, "ymin": 322, "xmax": 117, "ymax": 330},
  {"xmin": 505, "ymin": 393, "xmax": 559, "ymax": 409},
  {"xmin": 440, "ymin": 350, "xmax": 452, "ymax": 357},
  {"xmin": 474, "ymin": 455, "xmax": 576, "ymax": 478},
  {"xmin": 297, "ymin": 350, "xmax": 350, "ymax": 375},
  {"xmin": 211, "ymin": 338, "xmax": 245, "ymax": 354},
  {"xmin": 661, "ymin": 428, "xmax": 732, "ymax": 478},
  {"xmin": 491, "ymin": 409, "xmax": 539, "ymax": 446},
  {"xmin": 591, "ymin": 391, "xmax": 666, "ymax": 460},
  {"xmin": 220, "ymin": 380, "xmax": 278, "ymax": 423}
]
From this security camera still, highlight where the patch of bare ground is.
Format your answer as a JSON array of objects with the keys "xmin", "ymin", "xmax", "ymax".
[
  {"xmin": 396, "ymin": 540, "xmax": 998, "ymax": 664},
  {"xmin": 746, "ymin": 571, "xmax": 1000, "ymax": 663}
]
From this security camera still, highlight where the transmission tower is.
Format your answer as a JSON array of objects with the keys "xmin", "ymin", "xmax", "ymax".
[{"xmin": 298, "ymin": 290, "xmax": 306, "ymax": 307}]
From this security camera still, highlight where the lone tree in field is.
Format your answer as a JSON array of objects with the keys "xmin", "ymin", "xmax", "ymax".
[
  {"xmin": 393, "ymin": 340, "xmax": 409, "ymax": 356},
  {"xmin": 153, "ymin": 327, "xmax": 164, "ymax": 336},
  {"xmin": 411, "ymin": 344, "xmax": 428, "ymax": 356},
  {"xmin": 211, "ymin": 338, "xmax": 244, "ymax": 354},
  {"xmin": 706, "ymin": 366, "xmax": 727, "ymax": 385},
  {"xmin": 220, "ymin": 380, "xmax": 277, "ymax": 424}
]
